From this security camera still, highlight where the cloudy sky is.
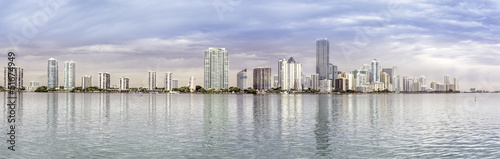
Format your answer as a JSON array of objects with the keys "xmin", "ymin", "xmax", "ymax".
[{"xmin": 1, "ymin": 0, "xmax": 499, "ymax": 91}]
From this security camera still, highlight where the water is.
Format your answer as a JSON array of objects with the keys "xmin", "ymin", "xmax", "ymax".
[{"xmin": 1, "ymin": 92, "xmax": 500, "ymax": 158}]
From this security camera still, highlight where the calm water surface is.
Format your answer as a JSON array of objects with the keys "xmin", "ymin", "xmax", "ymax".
[{"xmin": 1, "ymin": 92, "xmax": 500, "ymax": 158}]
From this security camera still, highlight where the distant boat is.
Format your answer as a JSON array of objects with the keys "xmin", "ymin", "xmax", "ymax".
[{"xmin": 281, "ymin": 91, "xmax": 288, "ymax": 94}]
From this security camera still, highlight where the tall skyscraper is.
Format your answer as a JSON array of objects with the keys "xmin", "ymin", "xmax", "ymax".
[
  {"xmin": 4, "ymin": 66, "xmax": 23, "ymax": 89},
  {"xmin": 392, "ymin": 66, "xmax": 400, "ymax": 92},
  {"xmin": 47, "ymin": 58, "xmax": 58, "ymax": 89},
  {"xmin": 419, "ymin": 75, "xmax": 426, "ymax": 86},
  {"xmin": 454, "ymin": 77, "xmax": 459, "ymax": 91},
  {"xmin": 204, "ymin": 47, "xmax": 229, "ymax": 90},
  {"xmin": 189, "ymin": 76, "xmax": 196, "ymax": 93},
  {"xmin": 371, "ymin": 59, "xmax": 381, "ymax": 83},
  {"xmin": 82, "ymin": 75, "xmax": 92, "ymax": 89},
  {"xmin": 311, "ymin": 74, "xmax": 319, "ymax": 90},
  {"xmin": 444, "ymin": 75, "xmax": 451, "ymax": 85},
  {"xmin": 98, "ymin": 72, "xmax": 110, "ymax": 89},
  {"xmin": 172, "ymin": 80, "xmax": 179, "ymax": 89},
  {"xmin": 316, "ymin": 38, "xmax": 329, "ymax": 81},
  {"xmin": 253, "ymin": 67, "xmax": 272, "ymax": 90},
  {"xmin": 380, "ymin": 72, "xmax": 390, "ymax": 90},
  {"xmin": 148, "ymin": 70, "xmax": 156, "ymax": 90},
  {"xmin": 329, "ymin": 64, "xmax": 337, "ymax": 88},
  {"xmin": 119, "ymin": 77, "xmax": 129, "ymax": 90},
  {"xmin": 278, "ymin": 57, "xmax": 303, "ymax": 91},
  {"xmin": 165, "ymin": 72, "xmax": 173, "ymax": 91},
  {"xmin": 63, "ymin": 60, "xmax": 76, "ymax": 90},
  {"xmin": 382, "ymin": 68, "xmax": 393, "ymax": 84},
  {"xmin": 237, "ymin": 69, "xmax": 247, "ymax": 90}
]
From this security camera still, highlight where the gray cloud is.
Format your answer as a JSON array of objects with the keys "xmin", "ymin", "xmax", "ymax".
[{"xmin": 1, "ymin": 0, "xmax": 499, "ymax": 90}]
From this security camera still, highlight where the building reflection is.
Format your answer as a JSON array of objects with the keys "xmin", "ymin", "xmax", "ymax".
[
  {"xmin": 99, "ymin": 93, "xmax": 110, "ymax": 126},
  {"xmin": 203, "ymin": 94, "xmax": 229, "ymax": 158},
  {"xmin": 47, "ymin": 93, "xmax": 58, "ymax": 133},
  {"xmin": 315, "ymin": 94, "xmax": 331, "ymax": 156},
  {"xmin": 81, "ymin": 93, "xmax": 92, "ymax": 129},
  {"xmin": 120, "ymin": 93, "xmax": 129, "ymax": 123},
  {"xmin": 3, "ymin": 92, "xmax": 24, "ymax": 125},
  {"xmin": 252, "ymin": 95, "xmax": 271, "ymax": 142},
  {"xmin": 65, "ymin": 93, "xmax": 76, "ymax": 130},
  {"xmin": 165, "ymin": 94, "xmax": 172, "ymax": 123},
  {"xmin": 148, "ymin": 94, "xmax": 157, "ymax": 129}
]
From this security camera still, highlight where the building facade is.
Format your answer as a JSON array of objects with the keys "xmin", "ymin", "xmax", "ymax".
[
  {"xmin": 119, "ymin": 77, "xmax": 129, "ymax": 90},
  {"xmin": 253, "ymin": 67, "xmax": 272, "ymax": 90},
  {"xmin": 371, "ymin": 59, "xmax": 381, "ymax": 83},
  {"xmin": 278, "ymin": 57, "xmax": 302, "ymax": 91},
  {"xmin": 311, "ymin": 74, "xmax": 319, "ymax": 90},
  {"xmin": 165, "ymin": 72, "xmax": 173, "ymax": 91},
  {"xmin": 204, "ymin": 48, "xmax": 229, "ymax": 90},
  {"xmin": 28, "ymin": 81, "xmax": 39, "ymax": 91},
  {"xmin": 47, "ymin": 58, "xmax": 58, "ymax": 89},
  {"xmin": 189, "ymin": 77, "xmax": 196, "ymax": 93},
  {"xmin": 63, "ymin": 60, "xmax": 76, "ymax": 90},
  {"xmin": 4, "ymin": 66, "xmax": 23, "ymax": 89},
  {"xmin": 98, "ymin": 72, "xmax": 110, "ymax": 89},
  {"xmin": 237, "ymin": 69, "xmax": 247, "ymax": 90},
  {"xmin": 82, "ymin": 75, "xmax": 92, "ymax": 89},
  {"xmin": 316, "ymin": 38, "xmax": 329, "ymax": 81},
  {"xmin": 148, "ymin": 70, "xmax": 156, "ymax": 90},
  {"xmin": 172, "ymin": 80, "xmax": 179, "ymax": 89}
]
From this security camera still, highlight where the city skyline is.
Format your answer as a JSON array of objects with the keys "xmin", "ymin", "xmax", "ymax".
[{"xmin": 1, "ymin": 1, "xmax": 499, "ymax": 91}]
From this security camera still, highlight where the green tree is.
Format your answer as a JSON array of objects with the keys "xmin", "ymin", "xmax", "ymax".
[
  {"xmin": 229, "ymin": 87, "xmax": 240, "ymax": 93},
  {"xmin": 35, "ymin": 86, "xmax": 48, "ymax": 92}
]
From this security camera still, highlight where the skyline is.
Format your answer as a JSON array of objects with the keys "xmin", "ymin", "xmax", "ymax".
[{"xmin": 1, "ymin": 1, "xmax": 499, "ymax": 90}]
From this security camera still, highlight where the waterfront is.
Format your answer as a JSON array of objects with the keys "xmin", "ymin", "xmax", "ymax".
[{"xmin": 2, "ymin": 92, "xmax": 500, "ymax": 158}]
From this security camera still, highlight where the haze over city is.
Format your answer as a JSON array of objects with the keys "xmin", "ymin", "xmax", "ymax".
[{"xmin": 1, "ymin": 0, "xmax": 499, "ymax": 91}]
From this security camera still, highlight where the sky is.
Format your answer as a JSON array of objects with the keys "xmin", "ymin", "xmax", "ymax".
[{"xmin": 1, "ymin": 0, "xmax": 499, "ymax": 91}]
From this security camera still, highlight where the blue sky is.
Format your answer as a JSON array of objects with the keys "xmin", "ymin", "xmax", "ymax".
[{"xmin": 1, "ymin": 0, "xmax": 499, "ymax": 90}]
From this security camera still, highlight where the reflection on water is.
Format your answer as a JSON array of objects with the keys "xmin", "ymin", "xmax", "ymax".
[
  {"xmin": 203, "ymin": 94, "xmax": 229, "ymax": 158},
  {"xmin": 315, "ymin": 95, "xmax": 331, "ymax": 156},
  {"xmin": 2, "ymin": 93, "xmax": 500, "ymax": 158}
]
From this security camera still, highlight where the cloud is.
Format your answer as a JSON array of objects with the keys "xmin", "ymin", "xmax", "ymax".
[{"xmin": 1, "ymin": 0, "xmax": 499, "ymax": 91}]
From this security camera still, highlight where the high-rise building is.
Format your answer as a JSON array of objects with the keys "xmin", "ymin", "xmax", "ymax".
[
  {"xmin": 253, "ymin": 67, "xmax": 272, "ymax": 90},
  {"xmin": 47, "ymin": 58, "xmax": 58, "ymax": 89},
  {"xmin": 454, "ymin": 77, "xmax": 459, "ymax": 91},
  {"xmin": 189, "ymin": 76, "xmax": 196, "ymax": 93},
  {"xmin": 204, "ymin": 47, "xmax": 229, "ymax": 90},
  {"xmin": 419, "ymin": 75, "xmax": 426, "ymax": 86},
  {"xmin": 382, "ymin": 68, "xmax": 393, "ymax": 84},
  {"xmin": 329, "ymin": 64, "xmax": 337, "ymax": 88},
  {"xmin": 165, "ymin": 72, "xmax": 173, "ymax": 91},
  {"xmin": 316, "ymin": 38, "xmax": 329, "ymax": 81},
  {"xmin": 82, "ymin": 75, "xmax": 92, "ymax": 89},
  {"xmin": 380, "ymin": 72, "xmax": 390, "ymax": 90},
  {"xmin": 172, "ymin": 80, "xmax": 179, "ymax": 89},
  {"xmin": 371, "ymin": 59, "xmax": 381, "ymax": 83},
  {"xmin": 98, "ymin": 72, "xmax": 110, "ymax": 89},
  {"xmin": 273, "ymin": 74, "xmax": 279, "ymax": 88},
  {"xmin": 148, "ymin": 70, "xmax": 156, "ymax": 90},
  {"xmin": 28, "ymin": 81, "xmax": 39, "ymax": 91},
  {"xmin": 119, "ymin": 77, "xmax": 129, "ymax": 90},
  {"xmin": 4, "ymin": 66, "xmax": 23, "ymax": 89},
  {"xmin": 63, "ymin": 60, "xmax": 76, "ymax": 90},
  {"xmin": 237, "ymin": 69, "xmax": 247, "ymax": 90},
  {"xmin": 392, "ymin": 66, "xmax": 400, "ymax": 92},
  {"xmin": 319, "ymin": 79, "xmax": 332, "ymax": 93},
  {"xmin": 335, "ymin": 78, "xmax": 347, "ymax": 91},
  {"xmin": 278, "ymin": 57, "xmax": 302, "ymax": 91},
  {"xmin": 444, "ymin": 75, "xmax": 451, "ymax": 85},
  {"xmin": 303, "ymin": 76, "xmax": 311, "ymax": 90},
  {"xmin": 311, "ymin": 74, "xmax": 319, "ymax": 90}
]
